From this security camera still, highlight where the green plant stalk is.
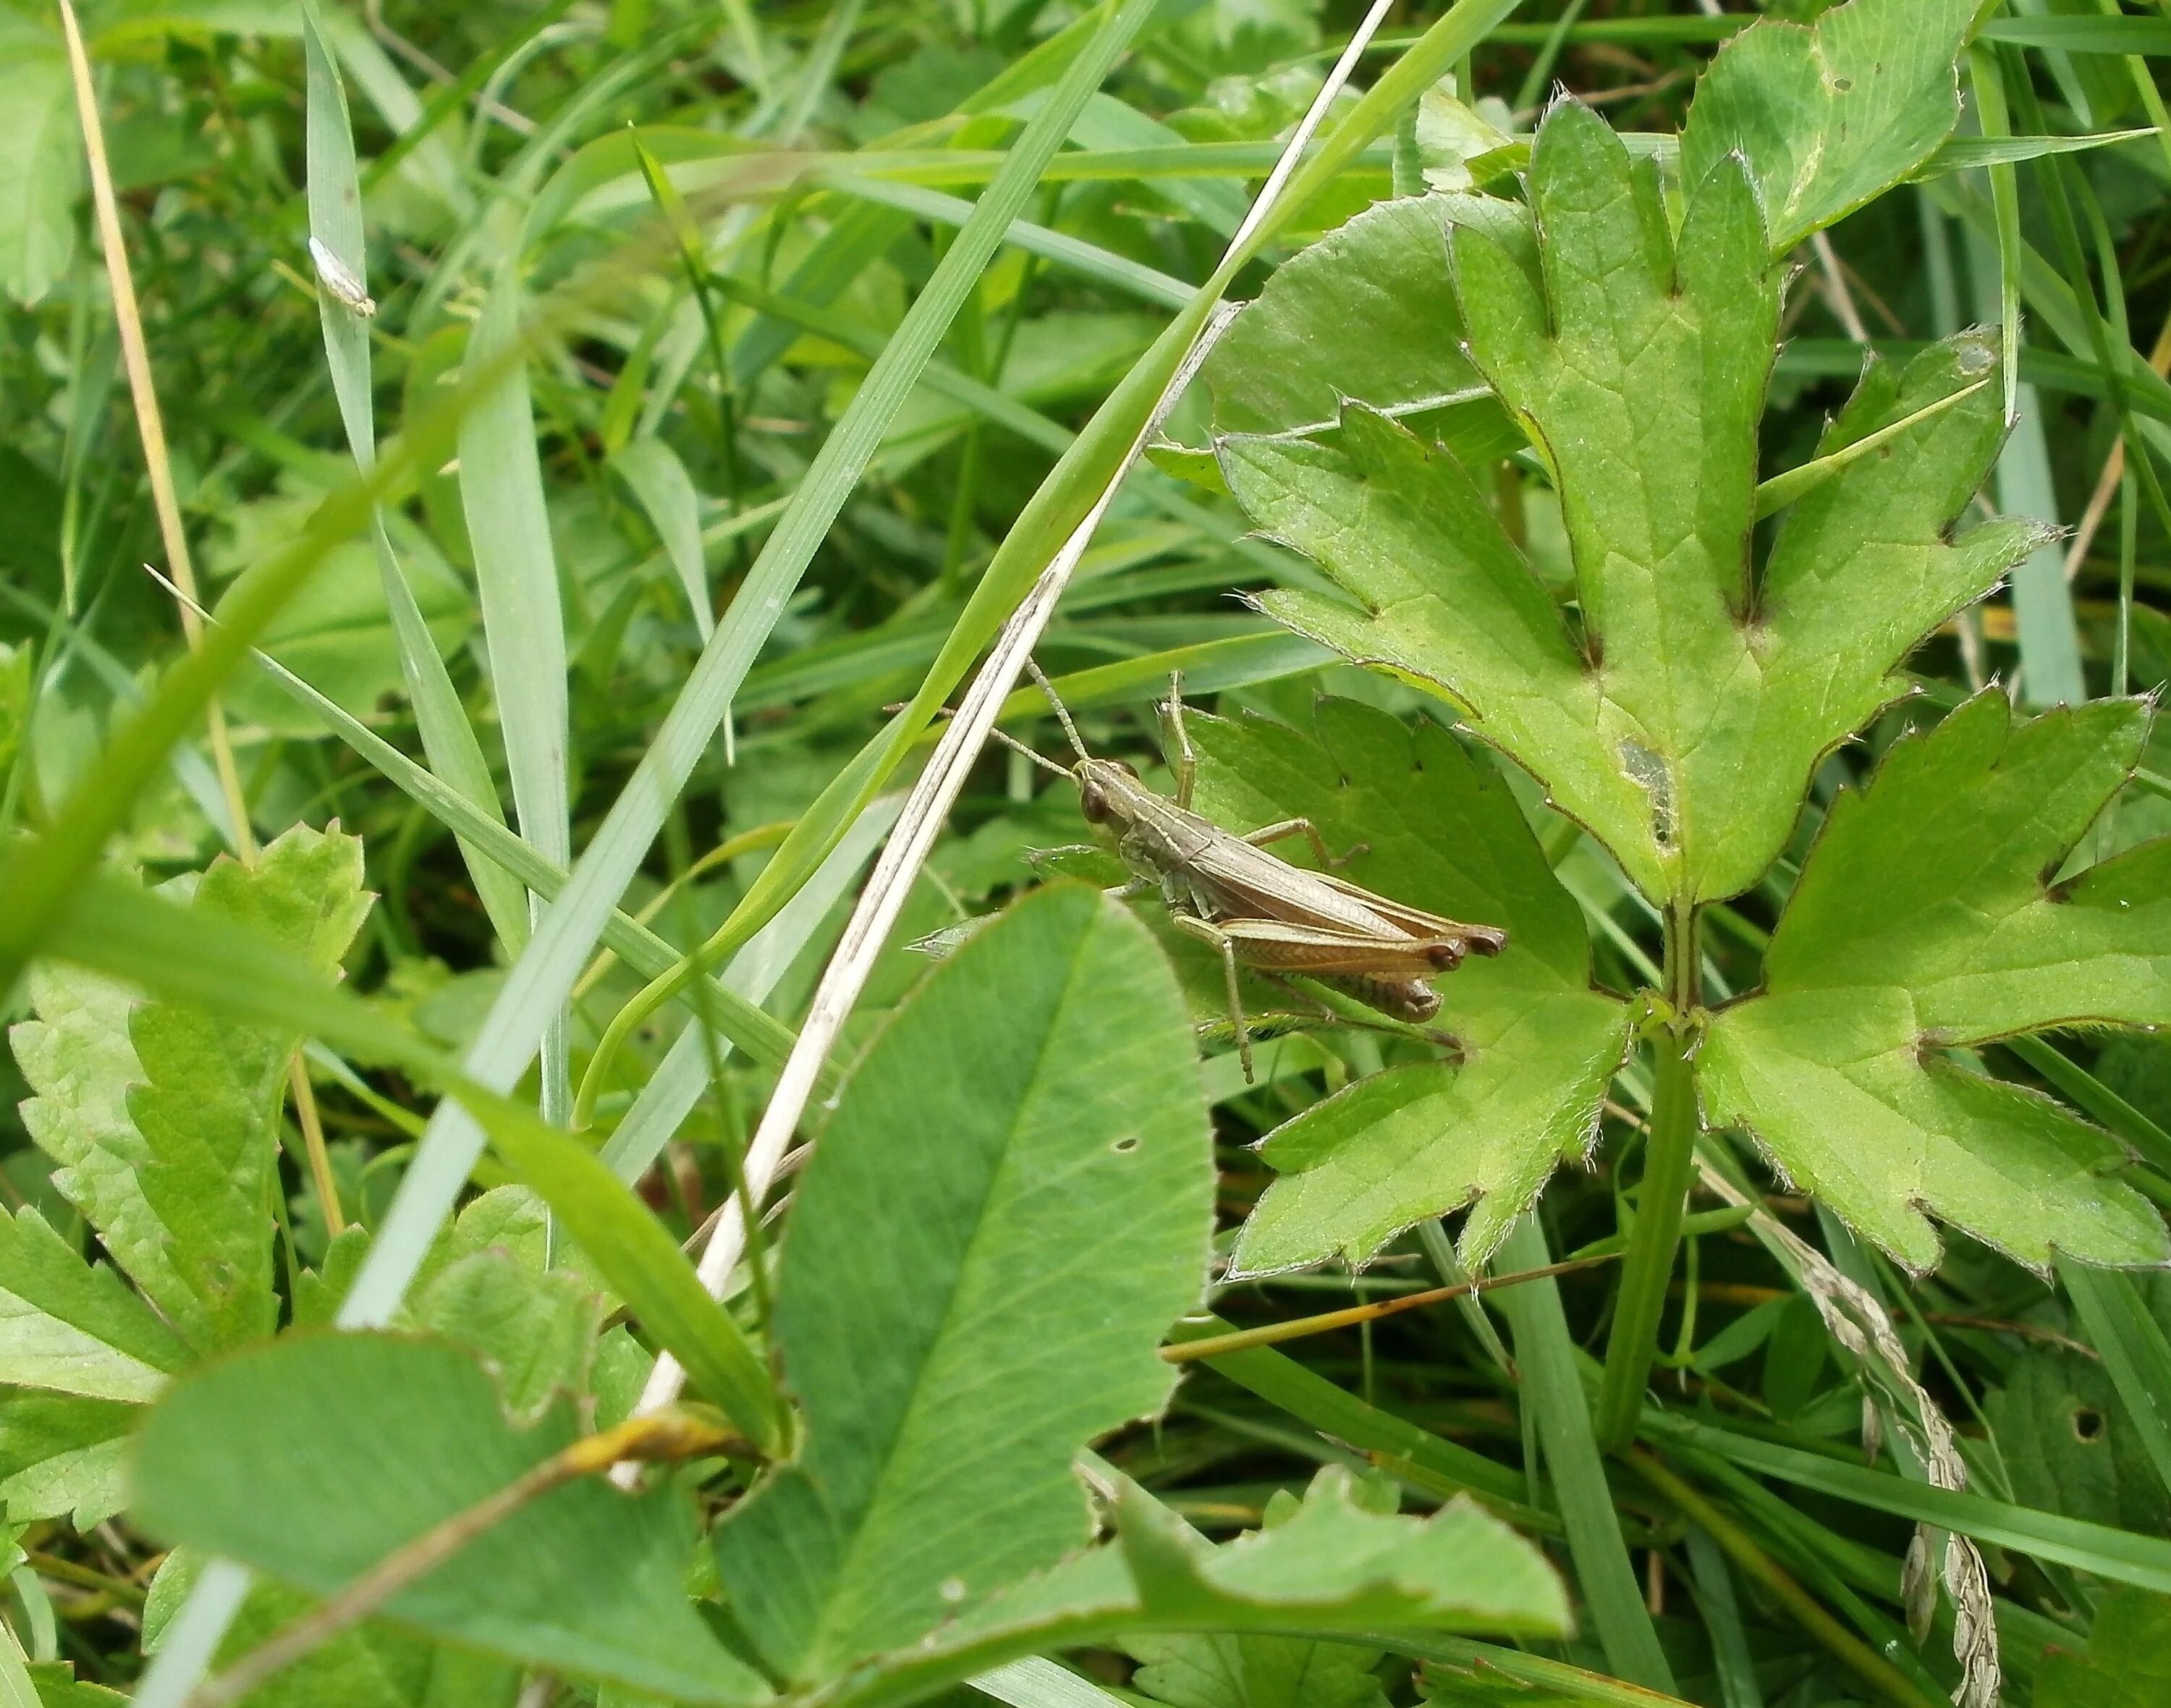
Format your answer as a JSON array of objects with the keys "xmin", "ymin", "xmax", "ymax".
[
  {"xmin": 1629, "ymin": 1452, "xmax": 1940, "ymax": 1708},
  {"xmin": 1595, "ymin": 908, "xmax": 1701, "ymax": 1455}
]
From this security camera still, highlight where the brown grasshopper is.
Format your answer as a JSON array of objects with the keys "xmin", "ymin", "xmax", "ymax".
[{"xmin": 999, "ymin": 663, "xmax": 1506, "ymax": 1081}]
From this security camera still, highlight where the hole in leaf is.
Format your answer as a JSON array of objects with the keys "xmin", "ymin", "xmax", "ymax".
[
  {"xmin": 1112, "ymin": 1135, "xmax": 1140, "ymax": 1154},
  {"xmin": 1833, "ymin": 75, "xmax": 1853, "ymax": 92},
  {"xmin": 2072, "ymin": 1406, "xmax": 2106, "ymax": 1443}
]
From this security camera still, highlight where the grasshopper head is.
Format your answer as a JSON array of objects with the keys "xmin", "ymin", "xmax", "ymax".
[{"xmin": 1072, "ymin": 757, "xmax": 1141, "ymax": 830}]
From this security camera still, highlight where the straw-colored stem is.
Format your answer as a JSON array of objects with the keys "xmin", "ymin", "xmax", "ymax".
[{"xmin": 59, "ymin": 0, "xmax": 342, "ymax": 1233}]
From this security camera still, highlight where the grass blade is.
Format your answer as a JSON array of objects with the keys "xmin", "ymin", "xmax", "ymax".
[
  {"xmin": 457, "ymin": 261, "xmax": 575, "ymax": 1124},
  {"xmin": 1493, "ymin": 1215, "xmax": 1674, "ymax": 1694},
  {"xmin": 300, "ymin": 2, "xmax": 531, "ymax": 952}
]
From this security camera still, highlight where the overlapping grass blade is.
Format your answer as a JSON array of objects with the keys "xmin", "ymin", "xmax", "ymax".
[{"xmin": 300, "ymin": 2, "xmax": 530, "ymax": 951}]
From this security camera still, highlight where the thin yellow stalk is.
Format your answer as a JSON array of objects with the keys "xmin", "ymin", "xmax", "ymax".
[{"xmin": 57, "ymin": 0, "xmax": 344, "ymax": 1233}]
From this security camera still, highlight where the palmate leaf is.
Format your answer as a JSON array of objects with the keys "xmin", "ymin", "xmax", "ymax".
[
  {"xmin": 1225, "ymin": 101, "xmax": 2044, "ymax": 908},
  {"xmin": 714, "ymin": 883, "xmax": 1215, "ymax": 1683},
  {"xmin": 10, "ymin": 824, "xmax": 372, "ymax": 1353},
  {"xmin": 1182, "ymin": 700, "xmax": 1628, "ymax": 1274},
  {"xmin": 1701, "ymin": 693, "xmax": 2171, "ymax": 1273}
]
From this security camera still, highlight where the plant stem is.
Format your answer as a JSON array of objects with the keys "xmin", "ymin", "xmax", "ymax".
[{"xmin": 1594, "ymin": 903, "xmax": 1700, "ymax": 1453}]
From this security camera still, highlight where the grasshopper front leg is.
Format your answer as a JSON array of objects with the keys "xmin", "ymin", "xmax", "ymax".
[
  {"xmin": 1167, "ymin": 910, "xmax": 1255, "ymax": 1084},
  {"xmin": 1161, "ymin": 671, "xmax": 1198, "ymax": 811}
]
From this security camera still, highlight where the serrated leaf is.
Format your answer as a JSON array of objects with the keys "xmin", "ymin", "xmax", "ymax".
[
  {"xmin": 11, "ymin": 824, "xmax": 372, "ymax": 1352},
  {"xmin": 2036, "ymin": 1588, "xmax": 2171, "ymax": 1708},
  {"xmin": 408, "ymin": 1250, "xmax": 598, "ymax": 1428},
  {"xmin": 831, "ymin": 1468, "xmax": 1565, "ymax": 1708},
  {"xmin": 0, "ymin": 1392, "xmax": 134, "ymax": 1528},
  {"xmin": 714, "ymin": 884, "xmax": 1214, "ymax": 1683},
  {"xmin": 1117, "ymin": 1471, "xmax": 1565, "ymax": 1634},
  {"xmin": 0, "ymin": 1207, "xmax": 190, "ymax": 1402},
  {"xmin": 130, "ymin": 1332, "xmax": 765, "ymax": 1705},
  {"xmin": 1230, "ymin": 103, "xmax": 2039, "ymax": 908},
  {"xmin": 1179, "ymin": 701, "xmax": 1628, "ymax": 1273},
  {"xmin": 1702, "ymin": 693, "xmax": 2171, "ymax": 1272},
  {"xmin": 1679, "ymin": 0, "xmax": 1981, "ymax": 253}
]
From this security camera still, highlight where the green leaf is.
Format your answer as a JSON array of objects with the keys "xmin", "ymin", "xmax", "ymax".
[
  {"xmin": 714, "ymin": 883, "xmax": 1214, "ymax": 1683},
  {"xmin": 824, "ymin": 1468, "xmax": 1567, "ymax": 1708},
  {"xmin": 1489, "ymin": 1217, "xmax": 1670, "ymax": 1693},
  {"xmin": 2036, "ymin": 1588, "xmax": 2171, "ymax": 1708},
  {"xmin": 471, "ymin": 1096, "xmax": 782, "ymax": 1454},
  {"xmin": 25, "ymin": 1661, "xmax": 124, "ymax": 1707},
  {"xmin": 1203, "ymin": 194, "xmax": 1488, "ymax": 438},
  {"xmin": 130, "ymin": 1332, "xmax": 767, "ymax": 1705},
  {"xmin": 611, "ymin": 439, "xmax": 714, "ymax": 642},
  {"xmin": 10, "ymin": 824, "xmax": 373, "ymax": 1352},
  {"xmin": 1231, "ymin": 104, "xmax": 2038, "ymax": 907},
  {"xmin": 1122, "ymin": 1631, "xmax": 1388, "ymax": 1708},
  {"xmin": 1117, "ymin": 1471, "xmax": 1565, "ymax": 1637},
  {"xmin": 0, "ymin": 28, "xmax": 76, "ymax": 306},
  {"xmin": 1177, "ymin": 701, "xmax": 1628, "ymax": 1273},
  {"xmin": 1702, "ymin": 692, "xmax": 2171, "ymax": 1272},
  {"xmin": 143, "ymin": 1550, "xmax": 521, "ymax": 1708},
  {"xmin": 1677, "ymin": 0, "xmax": 1980, "ymax": 253},
  {"xmin": 1984, "ymin": 1348, "xmax": 2170, "ymax": 1536},
  {"xmin": 0, "ymin": 1207, "xmax": 190, "ymax": 1402},
  {"xmin": 456, "ymin": 261, "xmax": 571, "ymax": 1112},
  {"xmin": 300, "ymin": 2, "xmax": 530, "ymax": 955},
  {"xmin": 407, "ymin": 1248, "xmax": 598, "ymax": 1429},
  {"xmin": 0, "ymin": 1392, "xmax": 134, "ymax": 1529}
]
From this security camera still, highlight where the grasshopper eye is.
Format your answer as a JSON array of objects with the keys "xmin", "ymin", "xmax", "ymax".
[{"xmin": 1078, "ymin": 782, "xmax": 1111, "ymax": 824}]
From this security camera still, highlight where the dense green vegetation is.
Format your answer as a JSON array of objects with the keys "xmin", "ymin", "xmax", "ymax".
[{"xmin": 6, "ymin": 1, "xmax": 2171, "ymax": 1704}]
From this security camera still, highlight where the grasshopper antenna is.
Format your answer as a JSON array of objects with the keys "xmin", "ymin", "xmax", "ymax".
[
  {"xmin": 886, "ymin": 696, "xmax": 1072, "ymax": 779},
  {"xmin": 1023, "ymin": 659, "xmax": 1092, "ymax": 763},
  {"xmin": 986, "ymin": 724, "xmax": 1072, "ymax": 779}
]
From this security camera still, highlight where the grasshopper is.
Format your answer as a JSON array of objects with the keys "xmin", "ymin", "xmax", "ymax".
[{"xmin": 999, "ymin": 663, "xmax": 1506, "ymax": 1081}]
